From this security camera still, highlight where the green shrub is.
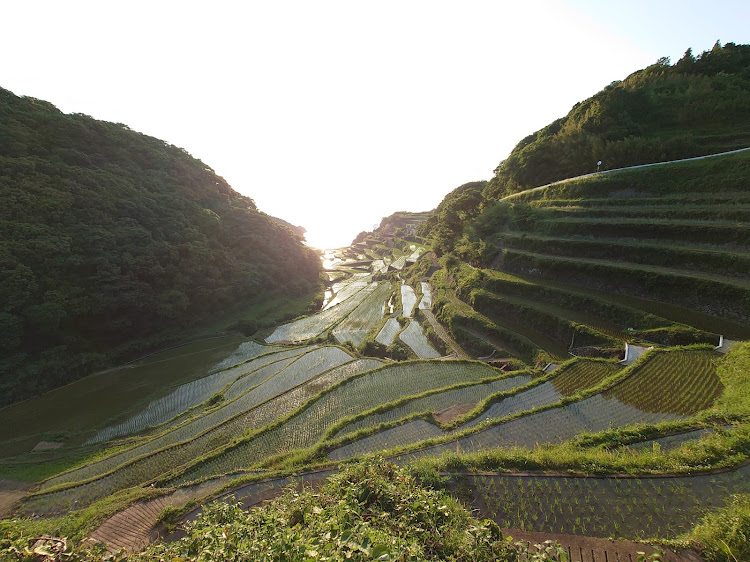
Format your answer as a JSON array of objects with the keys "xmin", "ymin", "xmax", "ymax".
[
  {"xmin": 132, "ymin": 460, "xmax": 565, "ymax": 561},
  {"xmin": 690, "ymin": 494, "xmax": 750, "ymax": 562},
  {"xmin": 387, "ymin": 340, "xmax": 413, "ymax": 361}
]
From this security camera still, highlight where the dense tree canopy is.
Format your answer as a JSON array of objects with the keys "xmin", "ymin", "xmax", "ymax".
[
  {"xmin": 0, "ymin": 87, "xmax": 321, "ymax": 405},
  {"xmin": 485, "ymin": 42, "xmax": 750, "ymax": 198},
  {"xmin": 418, "ymin": 181, "xmax": 486, "ymax": 255}
]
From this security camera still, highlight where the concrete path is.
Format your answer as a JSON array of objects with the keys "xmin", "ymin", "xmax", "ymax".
[
  {"xmin": 619, "ymin": 343, "xmax": 652, "ymax": 366},
  {"xmin": 715, "ymin": 336, "xmax": 738, "ymax": 354}
]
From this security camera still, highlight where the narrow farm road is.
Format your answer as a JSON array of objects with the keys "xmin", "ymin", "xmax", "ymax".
[
  {"xmin": 0, "ymin": 478, "xmax": 30, "ymax": 518},
  {"xmin": 421, "ymin": 309, "xmax": 470, "ymax": 359},
  {"xmin": 503, "ymin": 146, "xmax": 750, "ymax": 202},
  {"xmin": 90, "ymin": 478, "xmax": 228, "ymax": 552},
  {"xmin": 502, "ymin": 528, "xmax": 701, "ymax": 562},
  {"xmin": 90, "ymin": 496, "xmax": 171, "ymax": 553}
]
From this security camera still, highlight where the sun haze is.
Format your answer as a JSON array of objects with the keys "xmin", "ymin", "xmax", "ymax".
[{"xmin": 2, "ymin": 1, "xmax": 748, "ymax": 248}]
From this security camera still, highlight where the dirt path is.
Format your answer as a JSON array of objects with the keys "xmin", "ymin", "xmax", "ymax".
[
  {"xmin": 0, "ymin": 478, "xmax": 31, "ymax": 518},
  {"xmin": 504, "ymin": 529, "xmax": 701, "ymax": 562},
  {"xmin": 502, "ymin": 146, "xmax": 750, "ymax": 202},
  {"xmin": 433, "ymin": 402, "xmax": 477, "ymax": 424},
  {"xmin": 89, "ymin": 478, "xmax": 228, "ymax": 553},
  {"xmin": 421, "ymin": 309, "xmax": 470, "ymax": 359}
]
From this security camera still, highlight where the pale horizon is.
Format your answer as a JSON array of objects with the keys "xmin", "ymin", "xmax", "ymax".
[{"xmin": 3, "ymin": 0, "xmax": 749, "ymax": 248}]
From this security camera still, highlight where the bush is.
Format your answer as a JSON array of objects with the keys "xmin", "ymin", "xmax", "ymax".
[
  {"xmin": 231, "ymin": 319, "xmax": 258, "ymax": 336},
  {"xmin": 130, "ymin": 460, "xmax": 565, "ymax": 561},
  {"xmin": 359, "ymin": 337, "xmax": 387, "ymax": 358},
  {"xmin": 387, "ymin": 340, "xmax": 413, "ymax": 361},
  {"xmin": 690, "ymin": 494, "xmax": 750, "ymax": 562}
]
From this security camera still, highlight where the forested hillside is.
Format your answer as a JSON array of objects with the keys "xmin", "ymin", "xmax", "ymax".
[
  {"xmin": 2, "ymin": 42, "xmax": 749, "ymax": 562},
  {"xmin": 485, "ymin": 41, "xmax": 750, "ymax": 198},
  {"xmin": 0, "ymin": 87, "xmax": 321, "ymax": 405}
]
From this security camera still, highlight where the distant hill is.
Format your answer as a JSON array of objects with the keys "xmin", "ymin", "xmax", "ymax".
[
  {"xmin": 351, "ymin": 210, "xmax": 434, "ymax": 245},
  {"xmin": 485, "ymin": 41, "xmax": 750, "ymax": 199},
  {"xmin": 0, "ymin": 87, "xmax": 321, "ymax": 405},
  {"xmin": 415, "ymin": 42, "xmax": 750, "ymax": 361},
  {"xmin": 417, "ymin": 181, "xmax": 486, "ymax": 254},
  {"xmin": 271, "ymin": 216, "xmax": 307, "ymax": 238},
  {"xmin": 423, "ymin": 42, "xmax": 750, "ymax": 255}
]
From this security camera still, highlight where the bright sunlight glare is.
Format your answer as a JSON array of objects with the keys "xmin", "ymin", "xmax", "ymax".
[{"xmin": 2, "ymin": 0, "xmax": 749, "ymax": 248}]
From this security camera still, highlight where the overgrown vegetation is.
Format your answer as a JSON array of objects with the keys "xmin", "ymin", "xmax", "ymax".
[
  {"xmin": 688, "ymin": 494, "xmax": 750, "ymax": 562},
  {"xmin": 2, "ymin": 42, "xmax": 750, "ymax": 562},
  {"xmin": 1, "ymin": 461, "xmax": 569, "ymax": 561},
  {"xmin": 486, "ymin": 42, "xmax": 750, "ymax": 197}
]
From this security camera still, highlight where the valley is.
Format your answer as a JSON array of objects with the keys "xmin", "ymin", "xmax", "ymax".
[
  {"xmin": 3, "ymin": 43, "xmax": 750, "ymax": 561},
  {"xmin": 3, "ymin": 149, "xmax": 749, "ymax": 561}
]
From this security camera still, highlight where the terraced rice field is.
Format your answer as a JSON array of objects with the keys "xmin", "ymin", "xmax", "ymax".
[
  {"xmin": 399, "ymin": 320, "xmax": 440, "ymax": 358},
  {"xmin": 86, "ymin": 342, "xmax": 284, "ymax": 444},
  {"xmin": 0, "ymin": 335, "xmax": 249, "ymax": 458},
  {"xmin": 375, "ymin": 317, "xmax": 401, "ymax": 345},
  {"xmin": 488, "ymin": 155, "xmax": 750, "ymax": 341},
  {"xmin": 9, "ymin": 154, "xmax": 750, "ymax": 558},
  {"xmin": 370, "ymin": 259, "xmax": 388, "ymax": 274},
  {"xmin": 406, "ymin": 246, "xmax": 425, "ymax": 262},
  {"xmin": 327, "ymin": 359, "xmax": 621, "ymax": 460},
  {"xmin": 394, "ymin": 395, "xmax": 685, "ymax": 464},
  {"xmin": 168, "ymin": 361, "xmax": 502, "ymax": 485},
  {"xmin": 331, "ymin": 372, "xmax": 534, "ymax": 439},
  {"xmin": 20, "ymin": 348, "xmax": 377, "ymax": 515},
  {"xmin": 625, "ymin": 425, "xmax": 733, "ymax": 453},
  {"xmin": 329, "ymin": 351, "xmax": 721, "ymax": 462},
  {"xmin": 604, "ymin": 349, "xmax": 722, "ymax": 415},
  {"xmin": 418, "ymin": 282, "xmax": 432, "ymax": 309},
  {"xmin": 329, "ymin": 421, "xmax": 445, "ymax": 460},
  {"xmin": 266, "ymin": 282, "xmax": 377, "ymax": 342},
  {"xmin": 471, "ymin": 462, "xmax": 750, "ymax": 539},
  {"xmin": 494, "ymin": 232, "xmax": 750, "ymax": 278},
  {"xmin": 390, "ymin": 255, "xmax": 407, "ymax": 270},
  {"xmin": 36, "ymin": 348, "xmax": 332, "ymax": 488},
  {"xmin": 333, "ymin": 282, "xmax": 391, "ymax": 345},
  {"xmin": 401, "ymin": 284, "xmax": 417, "ymax": 317},
  {"xmin": 544, "ymin": 203, "xmax": 750, "ymax": 221},
  {"xmin": 325, "ymin": 274, "xmax": 372, "ymax": 310},
  {"xmin": 551, "ymin": 360, "xmax": 622, "ymax": 397}
]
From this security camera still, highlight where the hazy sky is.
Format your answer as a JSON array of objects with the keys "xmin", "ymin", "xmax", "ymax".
[{"xmin": 2, "ymin": 1, "xmax": 749, "ymax": 248}]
